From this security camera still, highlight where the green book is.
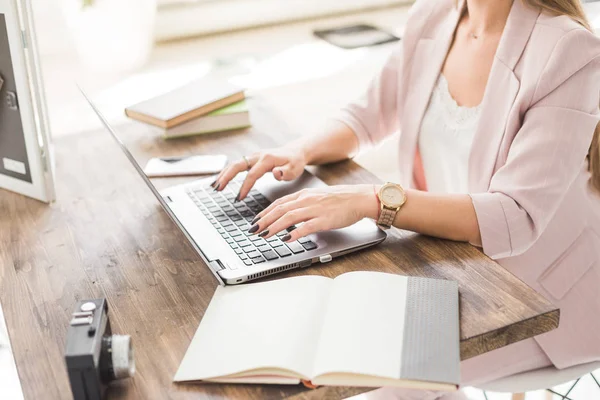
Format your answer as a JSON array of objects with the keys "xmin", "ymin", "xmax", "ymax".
[{"xmin": 162, "ymin": 100, "xmax": 251, "ymax": 139}]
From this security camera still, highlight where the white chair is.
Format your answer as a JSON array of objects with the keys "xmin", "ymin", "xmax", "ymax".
[{"xmin": 476, "ymin": 361, "xmax": 600, "ymax": 400}]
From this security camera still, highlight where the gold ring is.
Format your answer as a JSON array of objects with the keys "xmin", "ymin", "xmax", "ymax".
[{"xmin": 242, "ymin": 156, "xmax": 251, "ymax": 171}]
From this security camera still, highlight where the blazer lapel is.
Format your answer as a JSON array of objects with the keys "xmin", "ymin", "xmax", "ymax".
[
  {"xmin": 399, "ymin": 2, "xmax": 464, "ymax": 187},
  {"xmin": 468, "ymin": 0, "xmax": 541, "ymax": 192}
]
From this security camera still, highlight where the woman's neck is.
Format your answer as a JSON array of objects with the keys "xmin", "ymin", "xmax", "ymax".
[{"xmin": 465, "ymin": 0, "xmax": 513, "ymax": 35}]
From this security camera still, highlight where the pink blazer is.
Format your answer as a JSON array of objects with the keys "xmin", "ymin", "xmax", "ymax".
[{"xmin": 337, "ymin": 0, "xmax": 600, "ymax": 368}]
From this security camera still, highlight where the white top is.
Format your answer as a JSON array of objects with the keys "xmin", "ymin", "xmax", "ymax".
[{"xmin": 418, "ymin": 75, "xmax": 481, "ymax": 194}]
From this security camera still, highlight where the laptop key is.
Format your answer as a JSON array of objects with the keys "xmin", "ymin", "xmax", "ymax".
[
  {"xmin": 262, "ymin": 250, "xmax": 279, "ymax": 261},
  {"xmin": 257, "ymin": 245, "xmax": 271, "ymax": 253},
  {"xmin": 234, "ymin": 248, "xmax": 244, "ymax": 255},
  {"xmin": 274, "ymin": 246, "xmax": 292, "ymax": 257},
  {"xmin": 238, "ymin": 240, "xmax": 252, "ymax": 247},
  {"xmin": 244, "ymin": 246, "xmax": 258, "ymax": 254},
  {"xmin": 298, "ymin": 237, "xmax": 312, "ymax": 244},
  {"xmin": 286, "ymin": 241, "xmax": 305, "ymax": 254},
  {"xmin": 270, "ymin": 240, "xmax": 284, "ymax": 248},
  {"xmin": 248, "ymin": 205, "xmax": 263, "ymax": 213},
  {"xmin": 230, "ymin": 230, "xmax": 243, "ymax": 237},
  {"xmin": 254, "ymin": 238, "xmax": 267, "ymax": 247},
  {"xmin": 235, "ymin": 236, "xmax": 249, "ymax": 243},
  {"xmin": 221, "ymin": 220, "xmax": 234, "ymax": 227},
  {"xmin": 251, "ymin": 255, "xmax": 266, "ymax": 264},
  {"xmin": 240, "ymin": 210, "xmax": 254, "ymax": 218},
  {"xmin": 301, "ymin": 240, "xmax": 318, "ymax": 251},
  {"xmin": 247, "ymin": 250, "xmax": 261, "ymax": 259},
  {"xmin": 243, "ymin": 259, "xmax": 253, "ymax": 266}
]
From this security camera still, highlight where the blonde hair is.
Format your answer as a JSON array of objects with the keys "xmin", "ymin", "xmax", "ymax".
[{"xmin": 525, "ymin": 0, "xmax": 600, "ymax": 192}]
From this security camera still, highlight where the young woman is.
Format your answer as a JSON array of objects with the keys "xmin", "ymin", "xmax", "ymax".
[{"xmin": 212, "ymin": 0, "xmax": 600, "ymax": 397}]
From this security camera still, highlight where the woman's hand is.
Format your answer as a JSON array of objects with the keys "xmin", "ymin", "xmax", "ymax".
[
  {"xmin": 211, "ymin": 146, "xmax": 308, "ymax": 201},
  {"xmin": 248, "ymin": 185, "xmax": 380, "ymax": 242}
]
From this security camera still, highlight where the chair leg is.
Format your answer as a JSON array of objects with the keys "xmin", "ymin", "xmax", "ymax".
[{"xmin": 511, "ymin": 394, "xmax": 526, "ymax": 400}]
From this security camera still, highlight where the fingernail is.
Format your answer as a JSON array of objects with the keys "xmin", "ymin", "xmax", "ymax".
[
  {"xmin": 209, "ymin": 180, "xmax": 217, "ymax": 187},
  {"xmin": 248, "ymin": 224, "xmax": 259, "ymax": 234},
  {"xmin": 214, "ymin": 183, "xmax": 220, "ymax": 191},
  {"xmin": 281, "ymin": 234, "xmax": 292, "ymax": 242},
  {"xmin": 234, "ymin": 195, "xmax": 240, "ymax": 203},
  {"xmin": 258, "ymin": 230, "xmax": 269, "ymax": 238},
  {"xmin": 279, "ymin": 170, "xmax": 284, "ymax": 178},
  {"xmin": 250, "ymin": 216, "xmax": 261, "ymax": 225},
  {"xmin": 287, "ymin": 226, "xmax": 296, "ymax": 232}
]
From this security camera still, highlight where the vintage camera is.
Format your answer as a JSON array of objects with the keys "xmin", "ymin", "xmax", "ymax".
[{"xmin": 65, "ymin": 299, "xmax": 135, "ymax": 400}]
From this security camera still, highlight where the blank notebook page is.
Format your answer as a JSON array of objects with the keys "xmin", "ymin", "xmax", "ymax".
[
  {"xmin": 312, "ymin": 272, "xmax": 408, "ymax": 379},
  {"xmin": 174, "ymin": 276, "xmax": 332, "ymax": 382}
]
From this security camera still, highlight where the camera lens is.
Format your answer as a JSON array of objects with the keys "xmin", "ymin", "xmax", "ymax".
[
  {"xmin": 100, "ymin": 334, "xmax": 136, "ymax": 382},
  {"xmin": 111, "ymin": 335, "xmax": 135, "ymax": 379}
]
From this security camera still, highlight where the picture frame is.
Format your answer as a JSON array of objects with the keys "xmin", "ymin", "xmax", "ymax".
[{"xmin": 0, "ymin": 0, "xmax": 55, "ymax": 203}]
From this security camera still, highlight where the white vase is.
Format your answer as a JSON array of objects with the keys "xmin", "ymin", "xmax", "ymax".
[{"xmin": 63, "ymin": 0, "xmax": 157, "ymax": 74}]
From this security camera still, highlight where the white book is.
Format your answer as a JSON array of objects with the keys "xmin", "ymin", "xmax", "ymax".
[{"xmin": 174, "ymin": 272, "xmax": 460, "ymax": 391}]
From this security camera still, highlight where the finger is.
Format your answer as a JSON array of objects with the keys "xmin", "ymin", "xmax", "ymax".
[
  {"xmin": 272, "ymin": 162, "xmax": 300, "ymax": 181},
  {"xmin": 253, "ymin": 189, "xmax": 306, "ymax": 221},
  {"xmin": 256, "ymin": 206, "xmax": 316, "ymax": 239},
  {"xmin": 281, "ymin": 218, "xmax": 325, "ymax": 242},
  {"xmin": 210, "ymin": 167, "xmax": 228, "ymax": 188},
  {"xmin": 248, "ymin": 198, "xmax": 305, "ymax": 234},
  {"xmin": 215, "ymin": 157, "xmax": 254, "ymax": 191},
  {"xmin": 237, "ymin": 157, "xmax": 279, "ymax": 201}
]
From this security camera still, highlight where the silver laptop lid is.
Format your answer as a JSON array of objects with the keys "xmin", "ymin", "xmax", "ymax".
[{"xmin": 79, "ymin": 87, "xmax": 225, "ymax": 285}]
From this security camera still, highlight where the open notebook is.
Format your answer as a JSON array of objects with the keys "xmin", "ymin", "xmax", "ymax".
[{"xmin": 174, "ymin": 272, "xmax": 460, "ymax": 391}]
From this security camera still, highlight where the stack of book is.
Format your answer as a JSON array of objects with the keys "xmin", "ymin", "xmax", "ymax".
[{"xmin": 124, "ymin": 79, "xmax": 250, "ymax": 139}]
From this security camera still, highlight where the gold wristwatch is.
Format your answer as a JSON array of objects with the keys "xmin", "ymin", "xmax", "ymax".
[{"xmin": 376, "ymin": 182, "xmax": 407, "ymax": 229}]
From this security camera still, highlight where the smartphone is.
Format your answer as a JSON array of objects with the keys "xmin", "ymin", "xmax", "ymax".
[
  {"xmin": 313, "ymin": 24, "xmax": 400, "ymax": 49},
  {"xmin": 144, "ymin": 154, "xmax": 227, "ymax": 178}
]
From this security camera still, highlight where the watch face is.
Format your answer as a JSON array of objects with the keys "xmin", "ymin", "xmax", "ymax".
[{"xmin": 381, "ymin": 185, "xmax": 405, "ymax": 207}]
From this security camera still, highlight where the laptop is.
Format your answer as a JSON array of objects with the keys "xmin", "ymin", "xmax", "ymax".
[{"xmin": 81, "ymin": 90, "xmax": 387, "ymax": 285}]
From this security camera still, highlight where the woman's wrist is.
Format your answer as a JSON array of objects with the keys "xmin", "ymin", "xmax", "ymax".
[{"xmin": 359, "ymin": 184, "xmax": 382, "ymax": 220}]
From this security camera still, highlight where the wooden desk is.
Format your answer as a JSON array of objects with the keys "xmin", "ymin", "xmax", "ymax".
[{"xmin": 0, "ymin": 98, "xmax": 558, "ymax": 400}]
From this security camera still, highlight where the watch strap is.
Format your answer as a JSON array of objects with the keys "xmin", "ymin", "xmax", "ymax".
[{"xmin": 378, "ymin": 205, "xmax": 397, "ymax": 229}]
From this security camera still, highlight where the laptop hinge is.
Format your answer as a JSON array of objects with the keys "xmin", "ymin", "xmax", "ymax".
[{"xmin": 209, "ymin": 260, "xmax": 225, "ymax": 272}]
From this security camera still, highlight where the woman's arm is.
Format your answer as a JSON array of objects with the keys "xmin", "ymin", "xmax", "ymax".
[
  {"xmin": 249, "ymin": 184, "xmax": 482, "ymax": 247},
  {"xmin": 213, "ymin": 44, "xmax": 404, "ymax": 200},
  {"xmin": 372, "ymin": 188, "xmax": 482, "ymax": 246},
  {"xmin": 299, "ymin": 121, "xmax": 360, "ymax": 165}
]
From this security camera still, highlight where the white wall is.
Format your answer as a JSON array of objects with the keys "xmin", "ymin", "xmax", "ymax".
[{"xmin": 31, "ymin": 0, "xmax": 74, "ymax": 56}]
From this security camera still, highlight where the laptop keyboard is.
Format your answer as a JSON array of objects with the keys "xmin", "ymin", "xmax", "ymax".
[{"xmin": 186, "ymin": 178, "xmax": 318, "ymax": 266}]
